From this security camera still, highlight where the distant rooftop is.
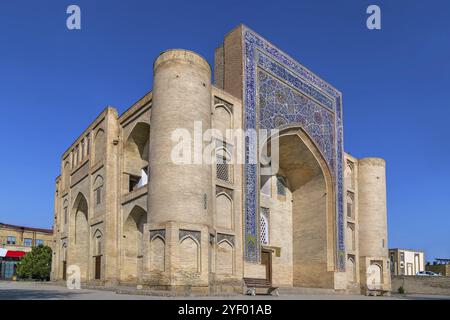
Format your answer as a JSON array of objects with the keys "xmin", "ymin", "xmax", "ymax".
[{"xmin": 0, "ymin": 222, "xmax": 52, "ymax": 234}]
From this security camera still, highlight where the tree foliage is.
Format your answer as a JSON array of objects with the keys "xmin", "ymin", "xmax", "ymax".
[{"xmin": 16, "ymin": 245, "xmax": 52, "ymax": 280}]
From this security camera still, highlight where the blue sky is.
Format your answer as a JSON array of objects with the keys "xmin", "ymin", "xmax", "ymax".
[{"xmin": 0, "ymin": 1, "xmax": 449, "ymax": 261}]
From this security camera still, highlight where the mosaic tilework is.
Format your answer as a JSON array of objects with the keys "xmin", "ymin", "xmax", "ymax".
[
  {"xmin": 242, "ymin": 27, "xmax": 345, "ymax": 271},
  {"xmin": 258, "ymin": 70, "xmax": 335, "ymax": 172}
]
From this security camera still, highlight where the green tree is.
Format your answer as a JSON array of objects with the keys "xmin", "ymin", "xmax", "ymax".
[{"xmin": 16, "ymin": 245, "xmax": 52, "ymax": 281}]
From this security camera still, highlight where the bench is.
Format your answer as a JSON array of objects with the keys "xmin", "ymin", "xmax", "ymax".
[
  {"xmin": 366, "ymin": 288, "xmax": 390, "ymax": 296},
  {"xmin": 243, "ymin": 277, "xmax": 279, "ymax": 296}
]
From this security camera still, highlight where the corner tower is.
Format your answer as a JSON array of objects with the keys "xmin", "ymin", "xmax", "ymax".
[
  {"xmin": 357, "ymin": 158, "xmax": 391, "ymax": 294},
  {"xmin": 147, "ymin": 50, "xmax": 213, "ymax": 291}
]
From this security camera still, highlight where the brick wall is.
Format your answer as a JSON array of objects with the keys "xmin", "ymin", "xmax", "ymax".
[{"xmin": 392, "ymin": 275, "xmax": 450, "ymax": 295}]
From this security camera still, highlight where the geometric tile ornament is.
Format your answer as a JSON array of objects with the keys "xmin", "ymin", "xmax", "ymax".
[{"xmin": 242, "ymin": 27, "xmax": 345, "ymax": 271}]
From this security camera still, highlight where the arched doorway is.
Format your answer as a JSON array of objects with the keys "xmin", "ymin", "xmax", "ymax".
[
  {"xmin": 123, "ymin": 206, "xmax": 147, "ymax": 282},
  {"xmin": 92, "ymin": 229, "xmax": 103, "ymax": 280},
  {"xmin": 259, "ymin": 127, "xmax": 335, "ymax": 288},
  {"xmin": 367, "ymin": 263, "xmax": 382, "ymax": 290},
  {"xmin": 72, "ymin": 193, "xmax": 89, "ymax": 281},
  {"xmin": 61, "ymin": 243, "xmax": 67, "ymax": 280}
]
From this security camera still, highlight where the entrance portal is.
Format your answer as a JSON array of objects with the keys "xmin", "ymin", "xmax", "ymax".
[{"xmin": 260, "ymin": 128, "xmax": 336, "ymax": 288}]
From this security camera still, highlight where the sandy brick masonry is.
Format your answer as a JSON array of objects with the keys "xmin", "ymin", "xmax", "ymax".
[{"xmin": 51, "ymin": 26, "xmax": 390, "ymax": 295}]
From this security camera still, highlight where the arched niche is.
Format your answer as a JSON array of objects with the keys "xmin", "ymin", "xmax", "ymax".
[
  {"xmin": 179, "ymin": 236, "xmax": 200, "ymax": 273},
  {"xmin": 122, "ymin": 205, "xmax": 147, "ymax": 282},
  {"xmin": 260, "ymin": 127, "xmax": 336, "ymax": 288},
  {"xmin": 213, "ymin": 104, "xmax": 232, "ymax": 139},
  {"xmin": 71, "ymin": 192, "xmax": 89, "ymax": 281},
  {"xmin": 93, "ymin": 128, "xmax": 106, "ymax": 164},
  {"xmin": 216, "ymin": 192, "xmax": 233, "ymax": 230},
  {"xmin": 216, "ymin": 240, "xmax": 234, "ymax": 275},
  {"xmin": 124, "ymin": 122, "xmax": 150, "ymax": 192},
  {"xmin": 150, "ymin": 235, "xmax": 165, "ymax": 272}
]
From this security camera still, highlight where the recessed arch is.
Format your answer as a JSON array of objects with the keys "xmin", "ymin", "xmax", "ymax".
[
  {"xmin": 345, "ymin": 161, "xmax": 354, "ymax": 189},
  {"xmin": 346, "ymin": 223, "xmax": 355, "ymax": 251},
  {"xmin": 216, "ymin": 192, "xmax": 233, "ymax": 230},
  {"xmin": 71, "ymin": 192, "xmax": 89, "ymax": 281},
  {"xmin": 259, "ymin": 126, "xmax": 336, "ymax": 288},
  {"xmin": 214, "ymin": 103, "xmax": 233, "ymax": 138},
  {"xmin": 122, "ymin": 205, "xmax": 147, "ymax": 282},
  {"xmin": 347, "ymin": 256, "xmax": 356, "ymax": 283},
  {"xmin": 216, "ymin": 239, "xmax": 234, "ymax": 275},
  {"xmin": 93, "ymin": 128, "xmax": 106, "ymax": 164},
  {"xmin": 367, "ymin": 263, "xmax": 383, "ymax": 290},
  {"xmin": 124, "ymin": 122, "xmax": 150, "ymax": 192},
  {"xmin": 150, "ymin": 235, "xmax": 165, "ymax": 272},
  {"xmin": 93, "ymin": 175, "xmax": 104, "ymax": 189},
  {"xmin": 63, "ymin": 161, "xmax": 70, "ymax": 189},
  {"xmin": 179, "ymin": 235, "xmax": 200, "ymax": 273}
]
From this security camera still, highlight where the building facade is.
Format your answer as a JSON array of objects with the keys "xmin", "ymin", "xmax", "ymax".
[
  {"xmin": 389, "ymin": 248, "xmax": 425, "ymax": 276},
  {"xmin": 51, "ymin": 26, "xmax": 391, "ymax": 294},
  {"xmin": 0, "ymin": 223, "xmax": 53, "ymax": 280}
]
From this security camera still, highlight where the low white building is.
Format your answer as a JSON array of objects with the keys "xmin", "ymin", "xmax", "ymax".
[{"xmin": 389, "ymin": 248, "xmax": 425, "ymax": 276}]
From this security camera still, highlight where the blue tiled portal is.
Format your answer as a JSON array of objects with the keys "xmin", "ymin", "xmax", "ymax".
[{"xmin": 242, "ymin": 27, "xmax": 345, "ymax": 271}]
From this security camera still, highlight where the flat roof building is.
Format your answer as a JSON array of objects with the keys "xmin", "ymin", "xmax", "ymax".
[
  {"xmin": 0, "ymin": 222, "xmax": 53, "ymax": 279},
  {"xmin": 389, "ymin": 248, "xmax": 425, "ymax": 276}
]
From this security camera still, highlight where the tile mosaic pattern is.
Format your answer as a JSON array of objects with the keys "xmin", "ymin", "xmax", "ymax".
[
  {"xmin": 242, "ymin": 27, "xmax": 345, "ymax": 271},
  {"xmin": 258, "ymin": 70, "xmax": 335, "ymax": 171}
]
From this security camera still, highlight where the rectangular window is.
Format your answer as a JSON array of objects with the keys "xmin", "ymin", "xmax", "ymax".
[
  {"xmin": 35, "ymin": 239, "xmax": 44, "ymax": 246},
  {"xmin": 7, "ymin": 236, "xmax": 16, "ymax": 245},
  {"xmin": 96, "ymin": 188, "xmax": 101, "ymax": 205},
  {"xmin": 23, "ymin": 238, "xmax": 32, "ymax": 246}
]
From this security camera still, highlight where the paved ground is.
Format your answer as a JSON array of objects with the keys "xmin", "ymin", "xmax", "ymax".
[{"xmin": 0, "ymin": 281, "xmax": 449, "ymax": 300}]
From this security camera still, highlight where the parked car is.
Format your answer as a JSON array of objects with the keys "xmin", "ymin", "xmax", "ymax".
[{"xmin": 416, "ymin": 271, "xmax": 441, "ymax": 276}]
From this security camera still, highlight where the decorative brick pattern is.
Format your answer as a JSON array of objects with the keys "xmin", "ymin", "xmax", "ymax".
[
  {"xmin": 179, "ymin": 229, "xmax": 201, "ymax": 243},
  {"xmin": 150, "ymin": 229, "xmax": 165, "ymax": 241},
  {"xmin": 217, "ymin": 233, "xmax": 235, "ymax": 246}
]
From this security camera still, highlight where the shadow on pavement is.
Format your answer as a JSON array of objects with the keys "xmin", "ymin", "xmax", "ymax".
[{"xmin": 0, "ymin": 289, "xmax": 88, "ymax": 300}]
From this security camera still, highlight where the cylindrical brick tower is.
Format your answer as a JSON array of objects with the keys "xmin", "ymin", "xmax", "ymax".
[
  {"xmin": 357, "ymin": 158, "xmax": 388, "ymax": 257},
  {"xmin": 149, "ymin": 49, "xmax": 212, "ymax": 226},
  {"xmin": 357, "ymin": 157, "xmax": 391, "ymax": 293}
]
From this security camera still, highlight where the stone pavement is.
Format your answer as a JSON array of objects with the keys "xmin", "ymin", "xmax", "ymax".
[{"xmin": 0, "ymin": 281, "xmax": 449, "ymax": 300}]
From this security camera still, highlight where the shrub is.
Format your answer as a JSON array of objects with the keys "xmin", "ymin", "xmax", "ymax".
[
  {"xmin": 16, "ymin": 245, "xmax": 52, "ymax": 281},
  {"xmin": 397, "ymin": 285, "xmax": 405, "ymax": 294}
]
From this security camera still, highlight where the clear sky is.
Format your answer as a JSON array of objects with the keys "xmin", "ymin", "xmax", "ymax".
[{"xmin": 0, "ymin": 1, "xmax": 449, "ymax": 261}]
